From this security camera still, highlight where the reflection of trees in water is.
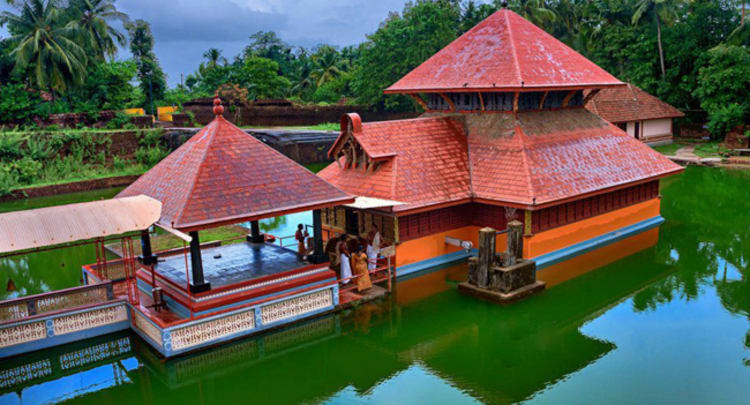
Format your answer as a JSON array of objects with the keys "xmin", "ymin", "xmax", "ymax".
[
  {"xmin": 631, "ymin": 167, "xmax": 750, "ymax": 366},
  {"xmin": 259, "ymin": 216, "xmax": 287, "ymax": 233}
]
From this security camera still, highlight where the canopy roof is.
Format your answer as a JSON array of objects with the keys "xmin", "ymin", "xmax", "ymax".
[
  {"xmin": 117, "ymin": 99, "xmax": 353, "ymax": 231},
  {"xmin": 319, "ymin": 110, "xmax": 683, "ymax": 212},
  {"xmin": 585, "ymin": 83, "xmax": 685, "ymax": 123},
  {"xmin": 385, "ymin": 9, "xmax": 623, "ymax": 94},
  {"xmin": 0, "ymin": 195, "xmax": 161, "ymax": 254}
]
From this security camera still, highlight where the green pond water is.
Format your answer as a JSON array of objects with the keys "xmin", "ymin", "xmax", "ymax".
[{"xmin": 1, "ymin": 166, "xmax": 749, "ymax": 404}]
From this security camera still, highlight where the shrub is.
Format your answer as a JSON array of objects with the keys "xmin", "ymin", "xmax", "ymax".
[
  {"xmin": 706, "ymin": 103, "xmax": 746, "ymax": 139},
  {"xmin": 105, "ymin": 112, "xmax": 133, "ymax": 130},
  {"xmin": 12, "ymin": 157, "xmax": 42, "ymax": 184},
  {"xmin": 135, "ymin": 146, "xmax": 168, "ymax": 166},
  {"xmin": 0, "ymin": 132, "xmax": 25, "ymax": 159}
]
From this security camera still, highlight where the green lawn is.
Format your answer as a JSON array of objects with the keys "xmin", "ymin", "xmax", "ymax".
[
  {"xmin": 693, "ymin": 141, "xmax": 723, "ymax": 158},
  {"xmin": 652, "ymin": 142, "xmax": 684, "ymax": 156}
]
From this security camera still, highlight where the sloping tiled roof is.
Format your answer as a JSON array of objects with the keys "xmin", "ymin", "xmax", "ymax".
[
  {"xmin": 118, "ymin": 100, "xmax": 352, "ymax": 231},
  {"xmin": 467, "ymin": 110, "xmax": 683, "ymax": 206},
  {"xmin": 586, "ymin": 84, "xmax": 684, "ymax": 123},
  {"xmin": 385, "ymin": 9, "xmax": 622, "ymax": 94},
  {"xmin": 320, "ymin": 110, "xmax": 683, "ymax": 212},
  {"xmin": 318, "ymin": 117, "xmax": 472, "ymax": 212}
]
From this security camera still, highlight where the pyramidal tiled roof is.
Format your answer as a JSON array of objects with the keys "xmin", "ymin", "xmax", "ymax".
[
  {"xmin": 117, "ymin": 99, "xmax": 353, "ymax": 231},
  {"xmin": 320, "ymin": 110, "xmax": 683, "ymax": 212},
  {"xmin": 385, "ymin": 9, "xmax": 623, "ymax": 94},
  {"xmin": 586, "ymin": 83, "xmax": 685, "ymax": 123}
]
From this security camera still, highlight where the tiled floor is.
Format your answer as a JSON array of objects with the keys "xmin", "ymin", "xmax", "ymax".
[{"xmin": 154, "ymin": 242, "xmax": 307, "ymax": 288}]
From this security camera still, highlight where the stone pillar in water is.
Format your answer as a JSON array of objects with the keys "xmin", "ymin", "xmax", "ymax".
[
  {"xmin": 477, "ymin": 227, "xmax": 495, "ymax": 288},
  {"xmin": 507, "ymin": 220, "xmax": 523, "ymax": 265}
]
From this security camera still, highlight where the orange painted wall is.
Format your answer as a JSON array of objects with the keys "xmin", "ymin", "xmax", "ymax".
[
  {"xmin": 524, "ymin": 197, "xmax": 661, "ymax": 259},
  {"xmin": 395, "ymin": 225, "xmax": 508, "ymax": 268},
  {"xmin": 536, "ymin": 226, "xmax": 659, "ymax": 287}
]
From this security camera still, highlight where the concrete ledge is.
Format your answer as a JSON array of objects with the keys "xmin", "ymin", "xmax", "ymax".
[
  {"xmin": 396, "ymin": 249, "xmax": 477, "ymax": 280},
  {"xmin": 534, "ymin": 216, "xmax": 665, "ymax": 270},
  {"xmin": 458, "ymin": 281, "xmax": 545, "ymax": 304}
]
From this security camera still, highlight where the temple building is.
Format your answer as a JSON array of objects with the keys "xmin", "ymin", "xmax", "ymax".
[
  {"xmin": 585, "ymin": 83, "xmax": 685, "ymax": 145},
  {"xmin": 318, "ymin": 9, "xmax": 684, "ymax": 283}
]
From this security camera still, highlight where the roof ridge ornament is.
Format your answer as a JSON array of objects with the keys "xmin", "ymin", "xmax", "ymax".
[{"xmin": 213, "ymin": 97, "xmax": 224, "ymax": 117}]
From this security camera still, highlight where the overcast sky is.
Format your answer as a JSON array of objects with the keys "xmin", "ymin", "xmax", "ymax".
[{"xmin": 118, "ymin": 0, "xmax": 417, "ymax": 86}]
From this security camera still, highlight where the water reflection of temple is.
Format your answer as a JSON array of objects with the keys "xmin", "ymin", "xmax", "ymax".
[{"xmin": 1, "ymin": 232, "xmax": 676, "ymax": 404}]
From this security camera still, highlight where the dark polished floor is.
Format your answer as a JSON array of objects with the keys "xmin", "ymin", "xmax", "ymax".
[{"xmin": 154, "ymin": 242, "xmax": 307, "ymax": 288}]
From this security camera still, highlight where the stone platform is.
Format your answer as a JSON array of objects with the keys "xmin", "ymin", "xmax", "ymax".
[{"xmin": 458, "ymin": 281, "xmax": 546, "ymax": 304}]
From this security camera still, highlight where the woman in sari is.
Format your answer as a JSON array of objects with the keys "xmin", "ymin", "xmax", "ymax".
[
  {"xmin": 339, "ymin": 237, "xmax": 352, "ymax": 284},
  {"xmin": 352, "ymin": 246, "xmax": 372, "ymax": 292}
]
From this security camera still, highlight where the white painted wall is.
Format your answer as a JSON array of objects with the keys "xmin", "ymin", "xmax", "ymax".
[
  {"xmin": 626, "ymin": 121, "xmax": 636, "ymax": 137},
  {"xmin": 642, "ymin": 118, "xmax": 672, "ymax": 139}
]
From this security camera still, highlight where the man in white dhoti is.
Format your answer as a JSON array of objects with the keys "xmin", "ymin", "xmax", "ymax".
[{"xmin": 338, "ymin": 237, "xmax": 352, "ymax": 284}]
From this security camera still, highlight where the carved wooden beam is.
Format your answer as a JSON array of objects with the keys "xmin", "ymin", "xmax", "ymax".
[
  {"xmin": 478, "ymin": 92, "xmax": 485, "ymax": 111},
  {"xmin": 562, "ymin": 90, "xmax": 577, "ymax": 107},
  {"xmin": 582, "ymin": 88, "xmax": 600, "ymax": 105},
  {"xmin": 513, "ymin": 92, "xmax": 519, "ymax": 113},
  {"xmin": 361, "ymin": 149, "xmax": 368, "ymax": 172},
  {"xmin": 538, "ymin": 91, "xmax": 549, "ymax": 109},
  {"xmin": 439, "ymin": 93, "xmax": 456, "ymax": 112},
  {"xmin": 408, "ymin": 94, "xmax": 429, "ymax": 111}
]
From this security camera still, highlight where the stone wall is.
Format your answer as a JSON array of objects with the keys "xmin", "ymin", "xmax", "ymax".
[{"xmin": 182, "ymin": 100, "xmax": 416, "ymax": 127}]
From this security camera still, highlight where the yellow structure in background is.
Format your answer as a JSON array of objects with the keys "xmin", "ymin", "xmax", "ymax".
[
  {"xmin": 157, "ymin": 106, "xmax": 177, "ymax": 122},
  {"xmin": 124, "ymin": 108, "xmax": 145, "ymax": 116}
]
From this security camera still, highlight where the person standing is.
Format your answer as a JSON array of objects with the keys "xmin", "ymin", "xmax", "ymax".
[
  {"xmin": 295, "ymin": 224, "xmax": 308, "ymax": 258},
  {"xmin": 339, "ymin": 236, "xmax": 352, "ymax": 284},
  {"xmin": 352, "ymin": 247, "xmax": 372, "ymax": 292}
]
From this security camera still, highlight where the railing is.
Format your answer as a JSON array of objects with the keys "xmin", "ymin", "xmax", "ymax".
[
  {"xmin": 271, "ymin": 225, "xmax": 342, "ymax": 250},
  {"xmin": 0, "ymin": 282, "xmax": 115, "ymax": 323}
]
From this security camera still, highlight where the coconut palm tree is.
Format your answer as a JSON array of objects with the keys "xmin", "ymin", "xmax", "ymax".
[
  {"xmin": 310, "ymin": 45, "xmax": 347, "ymax": 87},
  {"xmin": 203, "ymin": 48, "xmax": 227, "ymax": 67},
  {"xmin": 1, "ymin": 0, "xmax": 87, "ymax": 91},
  {"xmin": 66, "ymin": 0, "xmax": 130, "ymax": 61},
  {"xmin": 506, "ymin": 0, "xmax": 557, "ymax": 28},
  {"xmin": 632, "ymin": 0, "xmax": 681, "ymax": 80}
]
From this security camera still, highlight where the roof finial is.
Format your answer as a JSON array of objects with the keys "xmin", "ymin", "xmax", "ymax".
[{"xmin": 213, "ymin": 97, "xmax": 224, "ymax": 117}]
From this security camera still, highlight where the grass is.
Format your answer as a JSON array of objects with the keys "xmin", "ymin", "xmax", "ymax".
[
  {"xmin": 693, "ymin": 141, "xmax": 724, "ymax": 158},
  {"xmin": 652, "ymin": 142, "xmax": 684, "ymax": 156},
  {"xmin": 150, "ymin": 224, "xmax": 249, "ymax": 252},
  {"xmin": 305, "ymin": 162, "xmax": 329, "ymax": 173},
  {"xmin": 21, "ymin": 165, "xmax": 149, "ymax": 189}
]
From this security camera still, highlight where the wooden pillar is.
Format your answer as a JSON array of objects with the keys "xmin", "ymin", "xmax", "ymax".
[
  {"xmin": 507, "ymin": 220, "xmax": 523, "ymax": 265},
  {"xmin": 249, "ymin": 220, "xmax": 264, "ymax": 243},
  {"xmin": 189, "ymin": 231, "xmax": 211, "ymax": 293},
  {"xmin": 140, "ymin": 230, "xmax": 157, "ymax": 265},
  {"xmin": 477, "ymin": 227, "xmax": 496, "ymax": 288},
  {"xmin": 308, "ymin": 209, "xmax": 328, "ymax": 264}
]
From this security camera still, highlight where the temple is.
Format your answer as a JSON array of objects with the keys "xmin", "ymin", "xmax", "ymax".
[{"xmin": 319, "ymin": 9, "xmax": 684, "ymax": 283}]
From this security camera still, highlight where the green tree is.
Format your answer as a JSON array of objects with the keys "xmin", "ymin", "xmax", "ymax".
[
  {"xmin": 632, "ymin": 0, "xmax": 682, "ymax": 80},
  {"xmin": 127, "ymin": 19, "xmax": 166, "ymax": 114},
  {"xmin": 310, "ymin": 45, "xmax": 347, "ymax": 87},
  {"xmin": 353, "ymin": 0, "xmax": 461, "ymax": 111},
  {"xmin": 696, "ymin": 44, "xmax": 750, "ymax": 138},
  {"xmin": 243, "ymin": 31, "xmax": 295, "ymax": 76},
  {"xmin": 66, "ymin": 0, "xmax": 130, "ymax": 62},
  {"xmin": 202, "ymin": 48, "xmax": 227, "ymax": 67},
  {"xmin": 236, "ymin": 57, "xmax": 291, "ymax": 99},
  {"xmin": 506, "ymin": 0, "xmax": 557, "ymax": 27},
  {"xmin": 68, "ymin": 60, "xmax": 137, "ymax": 111},
  {"xmin": 1, "ymin": 0, "xmax": 87, "ymax": 92}
]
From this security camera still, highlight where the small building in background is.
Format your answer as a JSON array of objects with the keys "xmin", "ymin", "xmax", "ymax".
[{"xmin": 585, "ymin": 83, "xmax": 684, "ymax": 145}]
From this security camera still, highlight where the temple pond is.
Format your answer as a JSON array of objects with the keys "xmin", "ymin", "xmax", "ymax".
[{"xmin": 1, "ymin": 165, "xmax": 749, "ymax": 404}]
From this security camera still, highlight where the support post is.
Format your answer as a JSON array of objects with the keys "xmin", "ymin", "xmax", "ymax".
[
  {"xmin": 507, "ymin": 220, "xmax": 523, "ymax": 265},
  {"xmin": 248, "ymin": 220, "xmax": 264, "ymax": 243},
  {"xmin": 189, "ymin": 231, "xmax": 211, "ymax": 293},
  {"xmin": 477, "ymin": 227, "xmax": 495, "ymax": 288},
  {"xmin": 308, "ymin": 209, "xmax": 328, "ymax": 264},
  {"xmin": 140, "ymin": 230, "xmax": 157, "ymax": 265}
]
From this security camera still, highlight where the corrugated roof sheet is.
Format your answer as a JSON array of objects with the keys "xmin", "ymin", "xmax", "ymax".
[
  {"xmin": 118, "ymin": 103, "xmax": 353, "ymax": 231},
  {"xmin": 0, "ymin": 195, "xmax": 161, "ymax": 254},
  {"xmin": 586, "ymin": 83, "xmax": 685, "ymax": 123},
  {"xmin": 385, "ymin": 9, "xmax": 623, "ymax": 93},
  {"xmin": 320, "ymin": 110, "xmax": 683, "ymax": 211}
]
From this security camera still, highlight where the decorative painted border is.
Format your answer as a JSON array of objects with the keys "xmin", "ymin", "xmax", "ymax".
[
  {"xmin": 167, "ymin": 309, "xmax": 255, "ymax": 351},
  {"xmin": 0, "ymin": 321, "xmax": 47, "ymax": 349},
  {"xmin": 133, "ymin": 311, "xmax": 163, "ymax": 348},
  {"xmin": 260, "ymin": 289, "xmax": 333, "ymax": 325},
  {"xmin": 53, "ymin": 305, "xmax": 128, "ymax": 336}
]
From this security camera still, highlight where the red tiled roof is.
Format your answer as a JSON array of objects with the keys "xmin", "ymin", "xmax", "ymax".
[
  {"xmin": 318, "ymin": 117, "xmax": 472, "ymax": 212},
  {"xmin": 321, "ymin": 110, "xmax": 683, "ymax": 212},
  {"xmin": 467, "ymin": 109, "xmax": 683, "ymax": 206},
  {"xmin": 117, "ymin": 105, "xmax": 352, "ymax": 231},
  {"xmin": 586, "ymin": 83, "xmax": 684, "ymax": 123},
  {"xmin": 385, "ymin": 9, "xmax": 622, "ymax": 94}
]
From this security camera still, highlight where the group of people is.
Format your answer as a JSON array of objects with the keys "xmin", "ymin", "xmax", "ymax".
[
  {"xmin": 325, "ymin": 228, "xmax": 384, "ymax": 293},
  {"xmin": 295, "ymin": 223, "xmax": 384, "ymax": 293}
]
